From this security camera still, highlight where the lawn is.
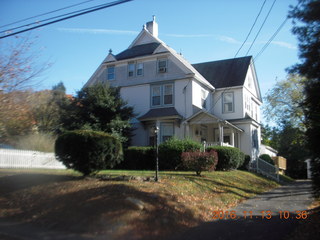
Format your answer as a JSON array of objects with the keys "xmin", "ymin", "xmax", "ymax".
[{"xmin": 0, "ymin": 169, "xmax": 279, "ymax": 240}]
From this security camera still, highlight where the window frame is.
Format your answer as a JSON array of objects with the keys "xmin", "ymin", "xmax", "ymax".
[
  {"xmin": 201, "ymin": 89, "xmax": 207, "ymax": 109},
  {"xmin": 150, "ymin": 83, "xmax": 174, "ymax": 108},
  {"xmin": 157, "ymin": 59, "xmax": 168, "ymax": 73},
  {"xmin": 136, "ymin": 62, "xmax": 144, "ymax": 76},
  {"xmin": 107, "ymin": 65, "xmax": 115, "ymax": 80},
  {"xmin": 151, "ymin": 85, "xmax": 161, "ymax": 107},
  {"xmin": 128, "ymin": 62, "xmax": 135, "ymax": 77},
  {"xmin": 222, "ymin": 92, "xmax": 234, "ymax": 113},
  {"xmin": 160, "ymin": 122, "xmax": 174, "ymax": 143}
]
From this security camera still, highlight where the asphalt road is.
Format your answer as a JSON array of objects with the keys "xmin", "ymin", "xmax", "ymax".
[{"xmin": 168, "ymin": 180, "xmax": 314, "ymax": 240}]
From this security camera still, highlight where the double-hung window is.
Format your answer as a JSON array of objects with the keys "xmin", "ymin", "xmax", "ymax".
[
  {"xmin": 158, "ymin": 59, "xmax": 167, "ymax": 73},
  {"xmin": 128, "ymin": 62, "xmax": 135, "ymax": 77},
  {"xmin": 161, "ymin": 123, "xmax": 174, "ymax": 142},
  {"xmin": 136, "ymin": 63, "xmax": 143, "ymax": 76},
  {"xmin": 151, "ymin": 83, "xmax": 174, "ymax": 107},
  {"xmin": 107, "ymin": 66, "xmax": 115, "ymax": 80},
  {"xmin": 201, "ymin": 89, "xmax": 207, "ymax": 109},
  {"xmin": 223, "ymin": 92, "xmax": 234, "ymax": 113}
]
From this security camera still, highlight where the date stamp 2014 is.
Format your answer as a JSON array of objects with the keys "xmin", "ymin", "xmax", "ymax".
[{"xmin": 212, "ymin": 210, "xmax": 309, "ymax": 220}]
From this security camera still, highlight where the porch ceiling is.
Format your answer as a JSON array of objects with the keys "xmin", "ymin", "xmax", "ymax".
[{"xmin": 184, "ymin": 110, "xmax": 244, "ymax": 132}]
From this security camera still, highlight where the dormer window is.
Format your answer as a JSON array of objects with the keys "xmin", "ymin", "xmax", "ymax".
[
  {"xmin": 158, "ymin": 59, "xmax": 167, "ymax": 73},
  {"xmin": 107, "ymin": 66, "xmax": 115, "ymax": 80}
]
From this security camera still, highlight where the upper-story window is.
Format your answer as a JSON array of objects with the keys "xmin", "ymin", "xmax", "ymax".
[
  {"xmin": 201, "ymin": 89, "xmax": 207, "ymax": 109},
  {"xmin": 223, "ymin": 92, "xmax": 234, "ymax": 113},
  {"xmin": 151, "ymin": 83, "xmax": 174, "ymax": 107},
  {"xmin": 158, "ymin": 59, "xmax": 167, "ymax": 73},
  {"xmin": 107, "ymin": 66, "xmax": 115, "ymax": 80},
  {"xmin": 136, "ymin": 63, "xmax": 143, "ymax": 76},
  {"xmin": 128, "ymin": 62, "xmax": 135, "ymax": 77}
]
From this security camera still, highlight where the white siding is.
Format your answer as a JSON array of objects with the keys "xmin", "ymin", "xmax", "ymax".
[
  {"xmin": 191, "ymin": 81, "xmax": 211, "ymax": 114},
  {"xmin": 174, "ymin": 79, "xmax": 193, "ymax": 119}
]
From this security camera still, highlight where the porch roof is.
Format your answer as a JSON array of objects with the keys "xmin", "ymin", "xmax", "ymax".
[
  {"xmin": 138, "ymin": 107, "xmax": 182, "ymax": 121},
  {"xmin": 184, "ymin": 110, "xmax": 244, "ymax": 132}
]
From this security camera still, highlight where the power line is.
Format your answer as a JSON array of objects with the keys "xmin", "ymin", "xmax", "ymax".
[
  {"xmin": 254, "ymin": 17, "xmax": 288, "ymax": 61},
  {"xmin": 245, "ymin": 0, "xmax": 277, "ymax": 56},
  {"xmin": 234, "ymin": 0, "xmax": 267, "ymax": 58},
  {"xmin": 0, "ymin": 1, "xmax": 115, "ymax": 35},
  {"xmin": 0, "ymin": 0, "xmax": 133, "ymax": 39},
  {"xmin": 0, "ymin": 0, "xmax": 96, "ymax": 29}
]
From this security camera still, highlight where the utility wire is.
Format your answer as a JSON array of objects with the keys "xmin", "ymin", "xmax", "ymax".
[
  {"xmin": 254, "ymin": 17, "xmax": 288, "ymax": 61},
  {"xmin": 0, "ymin": 1, "xmax": 114, "ymax": 34},
  {"xmin": 245, "ymin": 0, "xmax": 277, "ymax": 56},
  {"xmin": 0, "ymin": 0, "xmax": 133, "ymax": 39},
  {"xmin": 0, "ymin": 0, "xmax": 96, "ymax": 29},
  {"xmin": 234, "ymin": 0, "xmax": 267, "ymax": 58}
]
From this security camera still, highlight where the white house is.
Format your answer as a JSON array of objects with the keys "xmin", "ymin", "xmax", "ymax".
[{"xmin": 85, "ymin": 17, "xmax": 263, "ymax": 160}]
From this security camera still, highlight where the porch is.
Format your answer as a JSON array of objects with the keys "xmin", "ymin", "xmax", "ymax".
[{"xmin": 184, "ymin": 111, "xmax": 243, "ymax": 149}]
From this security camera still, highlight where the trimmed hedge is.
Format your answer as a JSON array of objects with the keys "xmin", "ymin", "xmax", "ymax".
[
  {"xmin": 181, "ymin": 150, "xmax": 218, "ymax": 176},
  {"xmin": 259, "ymin": 154, "xmax": 274, "ymax": 165},
  {"xmin": 115, "ymin": 146, "xmax": 155, "ymax": 170},
  {"xmin": 207, "ymin": 146, "xmax": 245, "ymax": 171},
  {"xmin": 55, "ymin": 130, "xmax": 123, "ymax": 176},
  {"xmin": 239, "ymin": 155, "xmax": 251, "ymax": 170},
  {"xmin": 159, "ymin": 138, "xmax": 202, "ymax": 170}
]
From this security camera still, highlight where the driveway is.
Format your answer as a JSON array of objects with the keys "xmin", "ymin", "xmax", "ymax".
[{"xmin": 168, "ymin": 180, "xmax": 314, "ymax": 240}]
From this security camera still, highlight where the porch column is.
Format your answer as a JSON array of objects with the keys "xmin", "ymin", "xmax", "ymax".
[
  {"xmin": 237, "ymin": 132, "xmax": 241, "ymax": 149},
  {"xmin": 218, "ymin": 122, "xmax": 223, "ymax": 146},
  {"xmin": 185, "ymin": 123, "xmax": 190, "ymax": 138},
  {"xmin": 230, "ymin": 129, "xmax": 235, "ymax": 147}
]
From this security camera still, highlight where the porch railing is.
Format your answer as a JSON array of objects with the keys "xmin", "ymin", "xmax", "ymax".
[
  {"xmin": 249, "ymin": 157, "xmax": 279, "ymax": 182},
  {"xmin": 203, "ymin": 141, "xmax": 233, "ymax": 148}
]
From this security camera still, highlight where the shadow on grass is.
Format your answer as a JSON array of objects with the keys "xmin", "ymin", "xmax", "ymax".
[
  {"xmin": 2, "ymin": 181, "xmax": 200, "ymax": 240},
  {"xmin": 0, "ymin": 173, "xmax": 79, "ymax": 194}
]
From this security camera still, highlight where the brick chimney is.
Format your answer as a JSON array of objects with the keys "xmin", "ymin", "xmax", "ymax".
[{"xmin": 146, "ymin": 15, "xmax": 158, "ymax": 38}]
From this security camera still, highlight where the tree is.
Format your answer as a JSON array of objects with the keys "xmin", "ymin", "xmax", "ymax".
[
  {"xmin": 263, "ymin": 74, "xmax": 305, "ymax": 128},
  {"xmin": 59, "ymin": 83, "xmax": 134, "ymax": 145},
  {"xmin": 289, "ymin": 0, "xmax": 320, "ymax": 196}
]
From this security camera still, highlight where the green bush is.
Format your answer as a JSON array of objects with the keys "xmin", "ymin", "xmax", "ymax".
[
  {"xmin": 115, "ymin": 146, "xmax": 155, "ymax": 170},
  {"xmin": 181, "ymin": 150, "xmax": 218, "ymax": 176},
  {"xmin": 259, "ymin": 154, "xmax": 274, "ymax": 165},
  {"xmin": 159, "ymin": 138, "xmax": 202, "ymax": 170},
  {"xmin": 55, "ymin": 130, "xmax": 123, "ymax": 176},
  {"xmin": 207, "ymin": 146, "xmax": 245, "ymax": 171},
  {"xmin": 239, "ymin": 155, "xmax": 251, "ymax": 170}
]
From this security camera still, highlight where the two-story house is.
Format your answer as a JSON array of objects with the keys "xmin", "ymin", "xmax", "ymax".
[{"xmin": 85, "ymin": 17, "xmax": 262, "ymax": 160}]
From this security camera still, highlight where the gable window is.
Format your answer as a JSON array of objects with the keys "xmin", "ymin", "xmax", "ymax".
[
  {"xmin": 223, "ymin": 92, "xmax": 234, "ymax": 113},
  {"xmin": 136, "ymin": 63, "xmax": 143, "ymax": 76},
  {"xmin": 161, "ymin": 123, "xmax": 174, "ymax": 142},
  {"xmin": 107, "ymin": 66, "xmax": 115, "ymax": 80},
  {"xmin": 152, "ymin": 86, "xmax": 161, "ymax": 106},
  {"xmin": 128, "ymin": 63, "xmax": 135, "ymax": 77},
  {"xmin": 158, "ymin": 59, "xmax": 167, "ymax": 73},
  {"xmin": 201, "ymin": 89, "xmax": 207, "ymax": 109},
  {"xmin": 151, "ymin": 83, "xmax": 174, "ymax": 107}
]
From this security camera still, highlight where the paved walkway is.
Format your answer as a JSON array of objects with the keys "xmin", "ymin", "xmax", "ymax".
[{"xmin": 169, "ymin": 180, "xmax": 314, "ymax": 240}]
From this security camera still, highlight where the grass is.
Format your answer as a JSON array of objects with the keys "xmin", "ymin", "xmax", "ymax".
[{"xmin": 0, "ymin": 168, "xmax": 279, "ymax": 240}]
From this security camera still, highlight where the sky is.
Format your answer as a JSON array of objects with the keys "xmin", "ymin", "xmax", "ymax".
[{"xmin": 0, "ymin": 0, "xmax": 299, "ymax": 102}]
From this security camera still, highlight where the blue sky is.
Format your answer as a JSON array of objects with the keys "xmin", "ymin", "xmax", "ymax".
[{"xmin": 1, "ymin": 0, "xmax": 299, "ymax": 101}]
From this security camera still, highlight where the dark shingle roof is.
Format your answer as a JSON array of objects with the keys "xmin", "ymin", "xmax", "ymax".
[
  {"xmin": 138, "ymin": 107, "xmax": 182, "ymax": 121},
  {"xmin": 116, "ymin": 42, "xmax": 161, "ymax": 61},
  {"xmin": 192, "ymin": 56, "xmax": 252, "ymax": 88}
]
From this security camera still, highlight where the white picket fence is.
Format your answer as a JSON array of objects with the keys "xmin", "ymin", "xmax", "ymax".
[{"xmin": 0, "ymin": 148, "xmax": 66, "ymax": 169}]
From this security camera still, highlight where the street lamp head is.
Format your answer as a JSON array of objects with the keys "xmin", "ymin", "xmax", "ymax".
[{"xmin": 154, "ymin": 126, "xmax": 159, "ymax": 134}]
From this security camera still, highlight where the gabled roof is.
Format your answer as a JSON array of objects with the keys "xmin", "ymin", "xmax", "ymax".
[
  {"xmin": 115, "ymin": 42, "xmax": 161, "ymax": 61},
  {"xmin": 192, "ymin": 56, "xmax": 252, "ymax": 88},
  {"xmin": 138, "ymin": 107, "xmax": 182, "ymax": 121}
]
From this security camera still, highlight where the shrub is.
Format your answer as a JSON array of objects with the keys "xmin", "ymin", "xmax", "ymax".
[
  {"xmin": 259, "ymin": 154, "xmax": 274, "ymax": 165},
  {"xmin": 181, "ymin": 150, "xmax": 218, "ymax": 176},
  {"xmin": 207, "ymin": 146, "xmax": 245, "ymax": 171},
  {"xmin": 239, "ymin": 155, "xmax": 251, "ymax": 170},
  {"xmin": 158, "ymin": 138, "xmax": 202, "ymax": 170},
  {"xmin": 55, "ymin": 130, "xmax": 123, "ymax": 176},
  {"xmin": 14, "ymin": 133, "xmax": 56, "ymax": 152},
  {"xmin": 115, "ymin": 146, "xmax": 155, "ymax": 170}
]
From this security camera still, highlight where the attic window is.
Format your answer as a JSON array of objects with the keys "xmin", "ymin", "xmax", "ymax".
[
  {"xmin": 158, "ymin": 59, "xmax": 167, "ymax": 73},
  {"xmin": 107, "ymin": 66, "xmax": 115, "ymax": 80}
]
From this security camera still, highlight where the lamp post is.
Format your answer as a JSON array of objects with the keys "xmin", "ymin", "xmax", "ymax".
[{"xmin": 154, "ymin": 126, "xmax": 159, "ymax": 182}]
